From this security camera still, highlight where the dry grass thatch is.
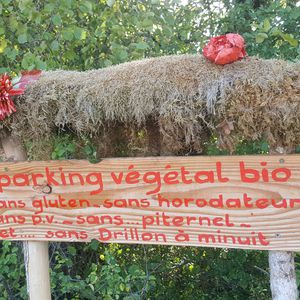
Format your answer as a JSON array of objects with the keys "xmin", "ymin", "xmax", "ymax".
[{"xmin": 1, "ymin": 54, "xmax": 300, "ymax": 156}]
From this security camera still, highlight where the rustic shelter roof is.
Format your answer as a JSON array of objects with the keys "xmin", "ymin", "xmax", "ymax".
[{"xmin": 2, "ymin": 54, "xmax": 299, "ymax": 156}]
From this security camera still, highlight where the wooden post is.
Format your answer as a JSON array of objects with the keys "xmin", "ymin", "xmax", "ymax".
[
  {"xmin": 269, "ymin": 147, "xmax": 298, "ymax": 300},
  {"xmin": 269, "ymin": 251, "xmax": 298, "ymax": 300},
  {"xmin": 1, "ymin": 135, "xmax": 51, "ymax": 300}
]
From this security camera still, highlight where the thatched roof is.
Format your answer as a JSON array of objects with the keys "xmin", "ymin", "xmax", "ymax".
[{"xmin": 2, "ymin": 54, "xmax": 300, "ymax": 156}]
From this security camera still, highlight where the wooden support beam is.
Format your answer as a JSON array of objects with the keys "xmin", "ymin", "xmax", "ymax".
[
  {"xmin": 269, "ymin": 147, "xmax": 298, "ymax": 300},
  {"xmin": 1, "ymin": 135, "xmax": 51, "ymax": 300},
  {"xmin": 269, "ymin": 251, "xmax": 298, "ymax": 300}
]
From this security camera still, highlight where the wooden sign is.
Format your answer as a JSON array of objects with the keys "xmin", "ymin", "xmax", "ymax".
[{"xmin": 0, "ymin": 155, "xmax": 300, "ymax": 250}]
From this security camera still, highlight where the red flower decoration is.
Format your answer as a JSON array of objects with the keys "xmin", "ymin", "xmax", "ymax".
[
  {"xmin": 0, "ymin": 70, "xmax": 41, "ymax": 121},
  {"xmin": 203, "ymin": 33, "xmax": 247, "ymax": 65}
]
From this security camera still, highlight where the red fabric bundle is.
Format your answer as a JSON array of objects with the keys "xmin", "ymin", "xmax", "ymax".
[{"xmin": 203, "ymin": 33, "xmax": 246, "ymax": 65}]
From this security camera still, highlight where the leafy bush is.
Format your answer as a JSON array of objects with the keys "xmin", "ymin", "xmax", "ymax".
[
  {"xmin": 220, "ymin": 0, "xmax": 300, "ymax": 60},
  {"xmin": 0, "ymin": 241, "xmax": 27, "ymax": 299},
  {"xmin": 0, "ymin": 0, "xmax": 298, "ymax": 74}
]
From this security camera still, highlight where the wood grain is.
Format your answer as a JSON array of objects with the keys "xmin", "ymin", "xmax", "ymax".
[{"xmin": 0, "ymin": 155, "xmax": 300, "ymax": 250}]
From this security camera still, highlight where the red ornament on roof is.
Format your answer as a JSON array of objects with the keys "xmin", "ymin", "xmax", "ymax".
[{"xmin": 203, "ymin": 33, "xmax": 247, "ymax": 65}]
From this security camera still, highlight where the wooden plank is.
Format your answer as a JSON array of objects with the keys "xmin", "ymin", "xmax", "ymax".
[{"xmin": 0, "ymin": 155, "xmax": 300, "ymax": 250}]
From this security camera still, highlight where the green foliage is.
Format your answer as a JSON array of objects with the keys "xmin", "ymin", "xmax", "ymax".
[
  {"xmin": 50, "ymin": 134, "xmax": 99, "ymax": 162},
  {"xmin": 51, "ymin": 135, "xmax": 76, "ymax": 160},
  {"xmin": 46, "ymin": 240, "xmax": 270, "ymax": 299},
  {"xmin": 48, "ymin": 242, "xmax": 157, "ymax": 299},
  {"xmin": 0, "ymin": 0, "xmax": 208, "ymax": 73},
  {"xmin": 0, "ymin": 241, "xmax": 27, "ymax": 299},
  {"xmin": 220, "ymin": 0, "xmax": 300, "ymax": 60},
  {"xmin": 295, "ymin": 253, "xmax": 300, "ymax": 290},
  {"xmin": 205, "ymin": 138, "xmax": 269, "ymax": 156},
  {"xmin": 2, "ymin": 0, "xmax": 297, "ymax": 74},
  {"xmin": 205, "ymin": 137, "xmax": 229, "ymax": 156},
  {"xmin": 82, "ymin": 138, "xmax": 99, "ymax": 163},
  {"xmin": 235, "ymin": 140, "xmax": 269, "ymax": 155}
]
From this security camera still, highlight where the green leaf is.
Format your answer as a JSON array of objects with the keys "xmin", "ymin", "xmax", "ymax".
[
  {"xmin": 141, "ymin": 18, "xmax": 153, "ymax": 29},
  {"xmin": 52, "ymin": 14, "xmax": 62, "ymax": 26},
  {"xmin": 67, "ymin": 143, "xmax": 75, "ymax": 152},
  {"xmin": 0, "ymin": 67, "xmax": 8, "ymax": 73},
  {"xmin": 21, "ymin": 53, "xmax": 36, "ymax": 69},
  {"xmin": 44, "ymin": 3, "xmax": 55, "ymax": 13},
  {"xmin": 104, "ymin": 59, "xmax": 112, "ymax": 67},
  {"xmin": 128, "ymin": 265, "xmax": 140, "ymax": 275},
  {"xmin": 36, "ymin": 59, "xmax": 47, "ymax": 70},
  {"xmin": 136, "ymin": 41, "xmax": 149, "ymax": 50},
  {"xmin": 290, "ymin": 9, "xmax": 300, "ymax": 20},
  {"xmin": 17, "ymin": 33, "xmax": 27, "ymax": 44},
  {"xmin": 0, "ymin": 38, "xmax": 7, "ymax": 53},
  {"xmin": 89, "ymin": 239, "xmax": 99, "ymax": 251},
  {"xmin": 84, "ymin": 0, "xmax": 93, "ymax": 11},
  {"xmin": 255, "ymin": 32, "xmax": 268, "ymax": 44},
  {"xmin": 8, "ymin": 15, "xmax": 18, "ymax": 31},
  {"xmin": 270, "ymin": 27, "xmax": 282, "ymax": 37},
  {"xmin": 67, "ymin": 246, "xmax": 76, "ymax": 256},
  {"xmin": 106, "ymin": 0, "xmax": 115, "ymax": 7},
  {"xmin": 281, "ymin": 34, "xmax": 298, "ymax": 47},
  {"xmin": 4, "ymin": 47, "xmax": 18, "ymax": 60},
  {"xmin": 74, "ymin": 28, "xmax": 87, "ymax": 40},
  {"xmin": 118, "ymin": 49, "xmax": 128, "ymax": 60},
  {"xmin": 57, "ymin": 148, "xmax": 66, "ymax": 157},
  {"xmin": 50, "ymin": 40, "xmax": 59, "ymax": 51},
  {"xmin": 262, "ymin": 19, "xmax": 271, "ymax": 32},
  {"xmin": 61, "ymin": 0, "xmax": 72, "ymax": 9},
  {"xmin": 80, "ymin": 1, "xmax": 93, "ymax": 13},
  {"xmin": 84, "ymin": 144, "xmax": 93, "ymax": 155},
  {"xmin": 260, "ymin": 141, "xmax": 269, "ymax": 153},
  {"xmin": 39, "ymin": 41, "xmax": 47, "ymax": 51},
  {"xmin": 62, "ymin": 28, "xmax": 73, "ymax": 41},
  {"xmin": 89, "ymin": 273, "xmax": 98, "ymax": 284}
]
